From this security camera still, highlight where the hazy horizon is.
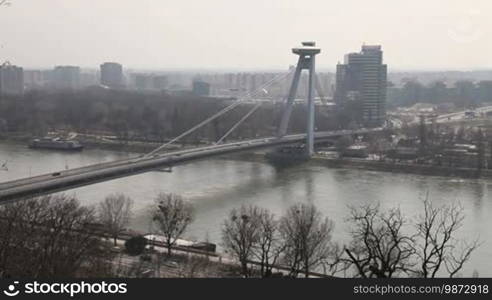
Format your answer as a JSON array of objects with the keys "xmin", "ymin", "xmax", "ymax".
[
  {"xmin": 1, "ymin": 0, "xmax": 491, "ymax": 71},
  {"xmin": 18, "ymin": 66, "xmax": 492, "ymax": 75}
]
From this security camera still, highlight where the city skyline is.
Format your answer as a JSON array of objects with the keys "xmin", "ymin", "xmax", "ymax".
[
  {"xmin": 0, "ymin": 0, "xmax": 491, "ymax": 71},
  {"xmin": 1, "ymin": 0, "xmax": 492, "ymax": 286}
]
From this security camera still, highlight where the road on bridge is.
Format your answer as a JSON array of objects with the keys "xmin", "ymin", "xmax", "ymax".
[{"xmin": 0, "ymin": 129, "xmax": 382, "ymax": 203}]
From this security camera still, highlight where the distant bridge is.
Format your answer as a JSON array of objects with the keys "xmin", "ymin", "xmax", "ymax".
[{"xmin": 434, "ymin": 105, "xmax": 492, "ymax": 123}]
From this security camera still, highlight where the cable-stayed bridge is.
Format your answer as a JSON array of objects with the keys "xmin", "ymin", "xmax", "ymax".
[
  {"xmin": 0, "ymin": 129, "xmax": 382, "ymax": 202},
  {"xmin": 0, "ymin": 42, "xmax": 384, "ymax": 203}
]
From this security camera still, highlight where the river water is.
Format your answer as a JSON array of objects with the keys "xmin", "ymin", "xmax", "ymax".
[{"xmin": 0, "ymin": 142, "xmax": 491, "ymax": 276}]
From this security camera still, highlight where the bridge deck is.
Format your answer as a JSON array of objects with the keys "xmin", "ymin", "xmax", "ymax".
[{"xmin": 0, "ymin": 129, "xmax": 380, "ymax": 203}]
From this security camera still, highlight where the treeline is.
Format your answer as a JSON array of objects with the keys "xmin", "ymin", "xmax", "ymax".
[
  {"xmin": 0, "ymin": 195, "xmax": 113, "ymax": 277},
  {"xmin": 220, "ymin": 200, "xmax": 479, "ymax": 278},
  {"xmin": 388, "ymin": 80, "xmax": 492, "ymax": 109},
  {"xmin": 0, "ymin": 89, "xmax": 339, "ymax": 142},
  {"xmin": 0, "ymin": 192, "xmax": 480, "ymax": 278},
  {"xmin": 0, "ymin": 192, "xmax": 193, "ymax": 278}
]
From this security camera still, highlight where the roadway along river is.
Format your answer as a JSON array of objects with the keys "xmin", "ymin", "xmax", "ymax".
[{"xmin": 0, "ymin": 142, "xmax": 491, "ymax": 276}]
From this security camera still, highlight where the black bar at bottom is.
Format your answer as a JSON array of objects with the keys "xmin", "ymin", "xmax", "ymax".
[{"xmin": 0, "ymin": 278, "xmax": 491, "ymax": 299}]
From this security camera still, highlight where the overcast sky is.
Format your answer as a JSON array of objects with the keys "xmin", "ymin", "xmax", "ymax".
[{"xmin": 1, "ymin": 0, "xmax": 491, "ymax": 71}]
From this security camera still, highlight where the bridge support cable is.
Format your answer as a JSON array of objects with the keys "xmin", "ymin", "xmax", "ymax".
[
  {"xmin": 215, "ymin": 102, "xmax": 262, "ymax": 144},
  {"xmin": 144, "ymin": 69, "xmax": 296, "ymax": 158},
  {"xmin": 277, "ymin": 58, "xmax": 304, "ymax": 137},
  {"xmin": 144, "ymin": 102, "xmax": 242, "ymax": 157}
]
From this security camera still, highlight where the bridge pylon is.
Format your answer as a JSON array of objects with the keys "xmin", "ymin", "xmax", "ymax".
[{"xmin": 278, "ymin": 41, "xmax": 321, "ymax": 157}]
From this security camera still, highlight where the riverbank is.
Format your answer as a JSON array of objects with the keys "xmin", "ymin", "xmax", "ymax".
[
  {"xmin": 2, "ymin": 134, "xmax": 490, "ymax": 180},
  {"xmin": 310, "ymin": 155, "xmax": 492, "ymax": 179},
  {"xmin": 224, "ymin": 150, "xmax": 492, "ymax": 180},
  {"xmin": 0, "ymin": 133, "xmax": 191, "ymax": 154},
  {"xmin": 1, "ymin": 140, "xmax": 490, "ymax": 276}
]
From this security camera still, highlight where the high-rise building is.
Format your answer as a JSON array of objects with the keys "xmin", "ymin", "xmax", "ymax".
[
  {"xmin": 53, "ymin": 66, "xmax": 81, "ymax": 90},
  {"xmin": 132, "ymin": 74, "xmax": 168, "ymax": 91},
  {"xmin": 192, "ymin": 80, "xmax": 210, "ymax": 96},
  {"xmin": 134, "ymin": 74, "xmax": 152, "ymax": 90},
  {"xmin": 335, "ymin": 45, "xmax": 387, "ymax": 127},
  {"xmin": 100, "ymin": 62, "xmax": 123, "ymax": 88},
  {"xmin": 0, "ymin": 62, "xmax": 24, "ymax": 96},
  {"xmin": 79, "ymin": 71, "xmax": 98, "ymax": 88},
  {"xmin": 152, "ymin": 75, "xmax": 168, "ymax": 90},
  {"xmin": 23, "ymin": 70, "xmax": 44, "ymax": 90}
]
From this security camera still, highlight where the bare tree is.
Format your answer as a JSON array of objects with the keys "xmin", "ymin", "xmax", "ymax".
[
  {"xmin": 98, "ymin": 193, "xmax": 133, "ymax": 246},
  {"xmin": 0, "ymin": 194, "xmax": 114, "ymax": 278},
  {"xmin": 177, "ymin": 255, "xmax": 221, "ymax": 278},
  {"xmin": 113, "ymin": 253, "xmax": 153, "ymax": 278},
  {"xmin": 221, "ymin": 205, "xmax": 261, "ymax": 277},
  {"xmin": 152, "ymin": 193, "xmax": 194, "ymax": 256},
  {"xmin": 279, "ymin": 203, "xmax": 334, "ymax": 277},
  {"xmin": 335, "ymin": 135, "xmax": 354, "ymax": 158},
  {"xmin": 320, "ymin": 243, "xmax": 351, "ymax": 277},
  {"xmin": 252, "ymin": 208, "xmax": 284, "ymax": 277},
  {"xmin": 344, "ymin": 204, "xmax": 415, "ymax": 278},
  {"xmin": 343, "ymin": 200, "xmax": 480, "ymax": 278},
  {"xmin": 414, "ymin": 198, "xmax": 480, "ymax": 278}
]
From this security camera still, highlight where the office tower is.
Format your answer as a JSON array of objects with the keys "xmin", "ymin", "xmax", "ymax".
[
  {"xmin": 100, "ymin": 62, "xmax": 123, "ymax": 88},
  {"xmin": 79, "ymin": 71, "xmax": 98, "ymax": 88},
  {"xmin": 134, "ymin": 74, "xmax": 152, "ymax": 90},
  {"xmin": 152, "ymin": 75, "xmax": 168, "ymax": 90},
  {"xmin": 53, "ymin": 66, "xmax": 81, "ymax": 90},
  {"xmin": 192, "ymin": 80, "xmax": 210, "ymax": 96},
  {"xmin": 0, "ymin": 62, "xmax": 24, "ymax": 96},
  {"xmin": 335, "ymin": 45, "xmax": 387, "ymax": 127},
  {"xmin": 249, "ymin": 73, "xmax": 258, "ymax": 94},
  {"xmin": 23, "ymin": 70, "xmax": 43, "ymax": 90}
]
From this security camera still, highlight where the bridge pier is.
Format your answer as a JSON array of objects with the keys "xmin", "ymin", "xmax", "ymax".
[{"xmin": 278, "ymin": 42, "xmax": 321, "ymax": 157}]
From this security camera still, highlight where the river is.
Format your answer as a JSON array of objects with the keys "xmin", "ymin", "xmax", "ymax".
[{"xmin": 0, "ymin": 142, "xmax": 491, "ymax": 276}]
